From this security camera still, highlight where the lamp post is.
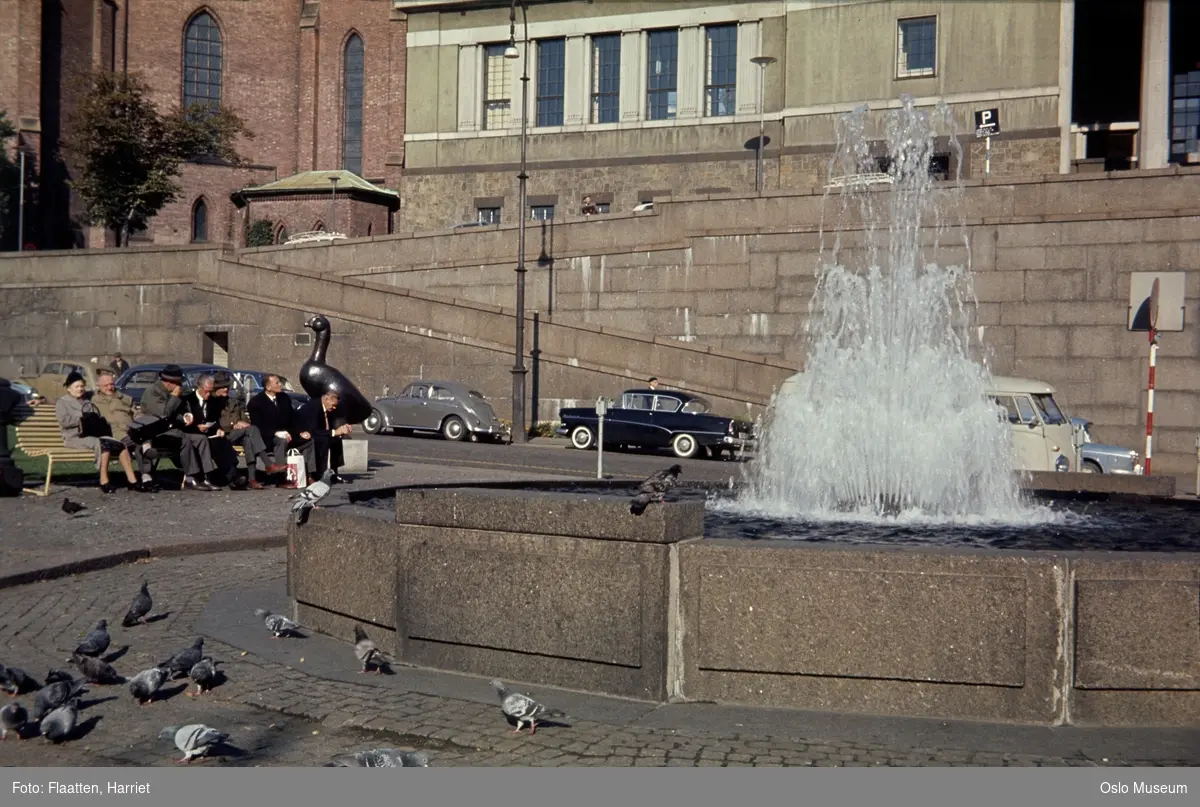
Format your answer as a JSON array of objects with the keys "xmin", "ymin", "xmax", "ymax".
[
  {"xmin": 504, "ymin": 0, "xmax": 530, "ymax": 443},
  {"xmin": 750, "ymin": 55, "xmax": 776, "ymax": 196}
]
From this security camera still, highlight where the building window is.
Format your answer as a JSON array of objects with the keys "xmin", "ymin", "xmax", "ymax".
[
  {"xmin": 704, "ymin": 25, "xmax": 737, "ymax": 117},
  {"xmin": 590, "ymin": 33, "xmax": 621, "ymax": 124},
  {"xmin": 477, "ymin": 207, "xmax": 501, "ymax": 225},
  {"xmin": 483, "ymin": 44, "xmax": 514, "ymax": 130},
  {"xmin": 530, "ymin": 205, "xmax": 554, "ymax": 221},
  {"xmin": 191, "ymin": 199, "xmax": 208, "ymax": 242},
  {"xmin": 1170, "ymin": 69, "xmax": 1200, "ymax": 163},
  {"xmin": 646, "ymin": 29, "xmax": 678, "ymax": 121},
  {"xmin": 183, "ymin": 11, "xmax": 223, "ymax": 109},
  {"xmin": 536, "ymin": 38, "xmax": 565, "ymax": 127},
  {"xmin": 343, "ymin": 34, "xmax": 365, "ymax": 176},
  {"xmin": 101, "ymin": 0, "xmax": 117, "ymax": 72},
  {"xmin": 896, "ymin": 16, "xmax": 936, "ymax": 78},
  {"xmin": 274, "ymin": 225, "xmax": 289, "ymax": 244}
]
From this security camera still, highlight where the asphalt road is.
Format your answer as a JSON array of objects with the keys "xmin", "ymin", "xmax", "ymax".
[{"xmin": 364, "ymin": 433, "xmax": 753, "ymax": 486}]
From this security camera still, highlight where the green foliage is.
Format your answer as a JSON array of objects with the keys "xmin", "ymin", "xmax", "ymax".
[
  {"xmin": 528, "ymin": 420, "xmax": 560, "ymax": 438},
  {"xmin": 245, "ymin": 218, "xmax": 275, "ymax": 248},
  {"xmin": 0, "ymin": 111, "xmax": 16, "ymax": 245},
  {"xmin": 65, "ymin": 72, "xmax": 252, "ymax": 246}
]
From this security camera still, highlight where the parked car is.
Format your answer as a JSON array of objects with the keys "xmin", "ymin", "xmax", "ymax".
[
  {"xmin": 4, "ymin": 379, "xmax": 39, "ymax": 404},
  {"xmin": 1071, "ymin": 417, "xmax": 1143, "ymax": 475},
  {"xmin": 16, "ymin": 360, "xmax": 105, "ymax": 400},
  {"xmin": 114, "ymin": 363, "xmax": 308, "ymax": 411},
  {"xmin": 986, "ymin": 376, "xmax": 1083, "ymax": 473},
  {"xmin": 558, "ymin": 388, "xmax": 756, "ymax": 460},
  {"xmin": 361, "ymin": 380, "xmax": 510, "ymax": 442}
]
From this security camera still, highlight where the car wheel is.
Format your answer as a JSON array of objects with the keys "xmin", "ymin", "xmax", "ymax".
[
  {"xmin": 1082, "ymin": 459, "xmax": 1103, "ymax": 474},
  {"xmin": 672, "ymin": 433, "xmax": 699, "ymax": 459},
  {"xmin": 570, "ymin": 425, "xmax": 595, "ymax": 450},
  {"xmin": 362, "ymin": 410, "xmax": 384, "ymax": 435},
  {"xmin": 442, "ymin": 415, "xmax": 467, "ymax": 442}
]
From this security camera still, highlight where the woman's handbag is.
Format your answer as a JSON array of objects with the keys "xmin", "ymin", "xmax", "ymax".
[{"xmin": 79, "ymin": 404, "xmax": 112, "ymax": 438}]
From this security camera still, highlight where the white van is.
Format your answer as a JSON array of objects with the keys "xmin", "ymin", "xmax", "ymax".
[{"xmin": 984, "ymin": 376, "xmax": 1081, "ymax": 473}]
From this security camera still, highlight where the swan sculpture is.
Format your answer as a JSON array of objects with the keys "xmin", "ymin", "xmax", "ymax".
[{"xmin": 299, "ymin": 315, "xmax": 373, "ymax": 426}]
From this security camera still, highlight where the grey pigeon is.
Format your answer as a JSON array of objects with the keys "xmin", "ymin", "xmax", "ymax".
[
  {"xmin": 32, "ymin": 679, "xmax": 86, "ymax": 721},
  {"xmin": 44, "ymin": 669, "xmax": 74, "ymax": 685},
  {"xmin": 324, "ymin": 748, "xmax": 429, "ymax": 768},
  {"xmin": 159, "ymin": 637, "xmax": 204, "ymax": 678},
  {"xmin": 71, "ymin": 652, "xmax": 123, "ymax": 685},
  {"xmin": 122, "ymin": 581, "xmax": 153, "ymax": 627},
  {"xmin": 1, "ymin": 701, "xmax": 27, "ymax": 740},
  {"xmin": 160, "ymin": 723, "xmax": 229, "ymax": 763},
  {"xmin": 254, "ymin": 608, "xmax": 300, "ymax": 638},
  {"xmin": 289, "ymin": 469, "xmax": 333, "ymax": 524},
  {"xmin": 39, "ymin": 697, "xmax": 80, "ymax": 743},
  {"xmin": 490, "ymin": 679, "xmax": 569, "ymax": 735},
  {"xmin": 187, "ymin": 658, "xmax": 220, "ymax": 697},
  {"xmin": 629, "ymin": 464, "xmax": 682, "ymax": 515},
  {"xmin": 0, "ymin": 665, "xmax": 34, "ymax": 696},
  {"xmin": 128, "ymin": 666, "xmax": 170, "ymax": 706},
  {"xmin": 72, "ymin": 619, "xmax": 110, "ymax": 658},
  {"xmin": 353, "ymin": 626, "xmax": 392, "ymax": 674}
]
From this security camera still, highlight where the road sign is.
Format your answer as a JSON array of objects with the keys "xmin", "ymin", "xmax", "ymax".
[
  {"xmin": 974, "ymin": 108, "xmax": 1000, "ymax": 138},
  {"xmin": 1148, "ymin": 276, "xmax": 1160, "ymax": 331}
]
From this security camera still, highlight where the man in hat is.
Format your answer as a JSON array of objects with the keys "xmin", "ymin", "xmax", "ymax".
[
  {"xmin": 109, "ymin": 353, "xmax": 129, "ymax": 376},
  {"xmin": 139, "ymin": 364, "xmax": 220, "ymax": 491}
]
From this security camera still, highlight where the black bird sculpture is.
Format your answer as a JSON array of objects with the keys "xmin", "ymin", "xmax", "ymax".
[{"xmin": 299, "ymin": 315, "xmax": 372, "ymax": 427}]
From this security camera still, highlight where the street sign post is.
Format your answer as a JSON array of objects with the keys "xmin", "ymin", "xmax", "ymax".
[
  {"xmin": 974, "ymin": 108, "xmax": 1001, "ymax": 179},
  {"xmin": 595, "ymin": 397, "xmax": 607, "ymax": 479},
  {"xmin": 1144, "ymin": 278, "xmax": 1160, "ymax": 475}
]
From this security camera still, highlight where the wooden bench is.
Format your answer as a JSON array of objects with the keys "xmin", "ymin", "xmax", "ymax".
[{"xmin": 12, "ymin": 404, "xmax": 118, "ymax": 496}]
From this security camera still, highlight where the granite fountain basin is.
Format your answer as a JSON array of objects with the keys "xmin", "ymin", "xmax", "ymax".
[{"xmin": 287, "ymin": 481, "xmax": 1200, "ymax": 728}]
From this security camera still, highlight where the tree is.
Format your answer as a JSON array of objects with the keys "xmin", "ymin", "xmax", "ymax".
[
  {"xmin": 0, "ymin": 111, "xmax": 17, "ymax": 248},
  {"xmin": 245, "ymin": 218, "xmax": 275, "ymax": 247},
  {"xmin": 65, "ymin": 72, "xmax": 252, "ymax": 246}
]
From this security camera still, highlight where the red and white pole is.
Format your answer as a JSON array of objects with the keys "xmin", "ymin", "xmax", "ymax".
[{"xmin": 1145, "ymin": 326, "xmax": 1157, "ymax": 476}]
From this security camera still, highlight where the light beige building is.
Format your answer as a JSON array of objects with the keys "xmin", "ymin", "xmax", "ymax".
[{"xmin": 397, "ymin": 0, "xmax": 1196, "ymax": 231}]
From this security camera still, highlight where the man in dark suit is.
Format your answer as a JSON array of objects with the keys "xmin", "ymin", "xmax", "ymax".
[
  {"xmin": 294, "ymin": 390, "xmax": 353, "ymax": 485},
  {"xmin": 246, "ymin": 374, "xmax": 294, "ymax": 476},
  {"xmin": 182, "ymin": 373, "xmax": 245, "ymax": 489}
]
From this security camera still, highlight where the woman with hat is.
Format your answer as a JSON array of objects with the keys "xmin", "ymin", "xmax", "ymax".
[{"xmin": 55, "ymin": 371, "xmax": 146, "ymax": 493}]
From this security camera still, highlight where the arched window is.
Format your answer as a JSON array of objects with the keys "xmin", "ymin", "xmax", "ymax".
[
  {"xmin": 274, "ymin": 224, "xmax": 289, "ymax": 244},
  {"xmin": 366, "ymin": 222, "xmax": 373, "ymax": 237},
  {"xmin": 191, "ymin": 198, "xmax": 208, "ymax": 242},
  {"xmin": 342, "ymin": 34, "xmax": 364, "ymax": 176},
  {"xmin": 312, "ymin": 220, "xmax": 325, "ymax": 232},
  {"xmin": 183, "ymin": 11, "xmax": 222, "ymax": 109}
]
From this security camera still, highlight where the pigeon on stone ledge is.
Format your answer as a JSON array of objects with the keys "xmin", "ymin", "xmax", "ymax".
[
  {"xmin": 490, "ymin": 679, "xmax": 569, "ymax": 735},
  {"xmin": 290, "ymin": 469, "xmax": 333, "ymax": 524},
  {"xmin": 629, "ymin": 464, "xmax": 683, "ymax": 515}
]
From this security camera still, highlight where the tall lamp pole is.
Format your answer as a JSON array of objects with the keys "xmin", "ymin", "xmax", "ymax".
[
  {"xmin": 750, "ymin": 55, "xmax": 776, "ymax": 196},
  {"xmin": 504, "ymin": 0, "xmax": 530, "ymax": 443}
]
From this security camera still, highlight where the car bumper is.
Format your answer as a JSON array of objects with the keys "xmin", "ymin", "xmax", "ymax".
[
  {"xmin": 719, "ymin": 435, "xmax": 757, "ymax": 452},
  {"xmin": 473, "ymin": 423, "xmax": 511, "ymax": 437}
]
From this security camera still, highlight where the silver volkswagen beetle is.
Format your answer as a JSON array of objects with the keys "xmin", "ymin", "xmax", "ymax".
[{"xmin": 361, "ymin": 380, "xmax": 511, "ymax": 442}]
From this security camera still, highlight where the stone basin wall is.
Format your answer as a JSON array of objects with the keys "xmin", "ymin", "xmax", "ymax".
[{"xmin": 288, "ymin": 487, "xmax": 1200, "ymax": 727}]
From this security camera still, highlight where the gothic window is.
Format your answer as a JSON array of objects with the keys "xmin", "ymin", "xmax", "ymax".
[
  {"xmin": 191, "ymin": 198, "xmax": 209, "ymax": 242},
  {"xmin": 183, "ymin": 11, "xmax": 223, "ymax": 109},
  {"xmin": 343, "ymin": 34, "xmax": 365, "ymax": 176}
]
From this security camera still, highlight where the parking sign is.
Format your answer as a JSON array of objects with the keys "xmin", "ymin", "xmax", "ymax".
[{"xmin": 974, "ymin": 108, "xmax": 1000, "ymax": 138}]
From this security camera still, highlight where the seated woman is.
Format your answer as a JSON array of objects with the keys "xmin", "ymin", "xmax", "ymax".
[{"xmin": 55, "ymin": 371, "xmax": 149, "ymax": 493}]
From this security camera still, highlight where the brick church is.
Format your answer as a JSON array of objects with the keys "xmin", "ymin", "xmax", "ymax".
[{"xmin": 1, "ymin": 0, "xmax": 407, "ymax": 250}]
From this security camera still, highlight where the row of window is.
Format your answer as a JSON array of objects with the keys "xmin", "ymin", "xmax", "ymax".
[
  {"xmin": 475, "ymin": 199, "xmax": 615, "ymax": 225},
  {"xmin": 181, "ymin": 10, "xmax": 366, "ymax": 175},
  {"xmin": 480, "ymin": 16, "xmax": 937, "ymax": 130}
]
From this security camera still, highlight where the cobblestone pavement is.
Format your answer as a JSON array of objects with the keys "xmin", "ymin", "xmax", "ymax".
[{"xmin": 2, "ymin": 550, "xmax": 1196, "ymax": 768}]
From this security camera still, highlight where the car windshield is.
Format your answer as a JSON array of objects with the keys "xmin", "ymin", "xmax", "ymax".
[
  {"xmin": 681, "ymin": 397, "xmax": 711, "ymax": 414},
  {"xmin": 1031, "ymin": 393, "xmax": 1067, "ymax": 425}
]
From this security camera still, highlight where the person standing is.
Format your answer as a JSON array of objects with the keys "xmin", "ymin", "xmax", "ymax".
[
  {"xmin": 109, "ymin": 353, "xmax": 130, "ymax": 376},
  {"xmin": 139, "ymin": 364, "xmax": 219, "ymax": 491},
  {"xmin": 246, "ymin": 374, "xmax": 294, "ymax": 480}
]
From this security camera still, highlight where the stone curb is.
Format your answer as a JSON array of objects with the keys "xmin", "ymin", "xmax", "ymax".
[{"xmin": 0, "ymin": 534, "xmax": 288, "ymax": 591}]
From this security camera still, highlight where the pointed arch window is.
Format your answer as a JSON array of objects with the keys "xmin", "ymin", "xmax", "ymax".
[
  {"xmin": 274, "ymin": 224, "xmax": 289, "ymax": 244},
  {"xmin": 191, "ymin": 198, "xmax": 209, "ymax": 242},
  {"xmin": 183, "ymin": 11, "xmax": 223, "ymax": 109},
  {"xmin": 343, "ymin": 34, "xmax": 365, "ymax": 176}
]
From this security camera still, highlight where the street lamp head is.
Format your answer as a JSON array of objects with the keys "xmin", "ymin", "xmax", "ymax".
[
  {"xmin": 504, "ymin": 41, "xmax": 520, "ymax": 59},
  {"xmin": 750, "ymin": 55, "xmax": 777, "ymax": 67}
]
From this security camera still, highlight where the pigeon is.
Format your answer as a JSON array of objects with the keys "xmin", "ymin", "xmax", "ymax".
[
  {"xmin": 128, "ymin": 666, "xmax": 170, "ymax": 706},
  {"xmin": 187, "ymin": 658, "xmax": 220, "ymax": 697},
  {"xmin": 32, "ymin": 678, "xmax": 86, "ymax": 722},
  {"xmin": 254, "ymin": 608, "xmax": 301, "ymax": 638},
  {"xmin": 71, "ymin": 652, "xmax": 123, "ymax": 685},
  {"xmin": 72, "ymin": 619, "xmax": 110, "ymax": 658},
  {"xmin": 324, "ymin": 748, "xmax": 430, "ymax": 768},
  {"xmin": 61, "ymin": 498, "xmax": 86, "ymax": 515},
  {"xmin": 122, "ymin": 581, "xmax": 153, "ymax": 627},
  {"xmin": 159, "ymin": 638, "xmax": 204, "ymax": 678},
  {"xmin": 1, "ymin": 702, "xmax": 27, "ymax": 740},
  {"xmin": 629, "ymin": 464, "xmax": 683, "ymax": 515},
  {"xmin": 490, "ymin": 679, "xmax": 568, "ymax": 735},
  {"xmin": 0, "ymin": 665, "xmax": 35, "ymax": 696},
  {"xmin": 44, "ymin": 669, "xmax": 74, "ymax": 685},
  {"xmin": 289, "ymin": 469, "xmax": 334, "ymax": 524},
  {"xmin": 160, "ymin": 724, "xmax": 229, "ymax": 763},
  {"xmin": 353, "ymin": 626, "xmax": 392, "ymax": 674},
  {"xmin": 39, "ymin": 697, "xmax": 80, "ymax": 743}
]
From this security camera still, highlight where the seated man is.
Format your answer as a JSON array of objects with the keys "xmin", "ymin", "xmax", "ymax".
[
  {"xmin": 91, "ymin": 368, "xmax": 158, "ymax": 491},
  {"xmin": 184, "ymin": 373, "xmax": 245, "ymax": 489},
  {"xmin": 293, "ymin": 390, "xmax": 353, "ymax": 485},
  {"xmin": 138, "ymin": 364, "xmax": 220, "ymax": 491},
  {"xmin": 211, "ymin": 376, "xmax": 272, "ymax": 490},
  {"xmin": 247, "ymin": 374, "xmax": 294, "ymax": 484}
]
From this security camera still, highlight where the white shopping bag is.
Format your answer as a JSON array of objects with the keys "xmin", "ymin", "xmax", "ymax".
[{"xmin": 286, "ymin": 448, "xmax": 307, "ymax": 489}]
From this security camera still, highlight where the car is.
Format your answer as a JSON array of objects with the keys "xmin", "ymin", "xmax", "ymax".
[
  {"xmin": 16, "ymin": 360, "xmax": 106, "ymax": 400},
  {"xmin": 361, "ymin": 380, "xmax": 511, "ymax": 442},
  {"xmin": 557, "ymin": 388, "xmax": 756, "ymax": 460},
  {"xmin": 1071, "ymin": 417, "xmax": 1143, "ymax": 475}
]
